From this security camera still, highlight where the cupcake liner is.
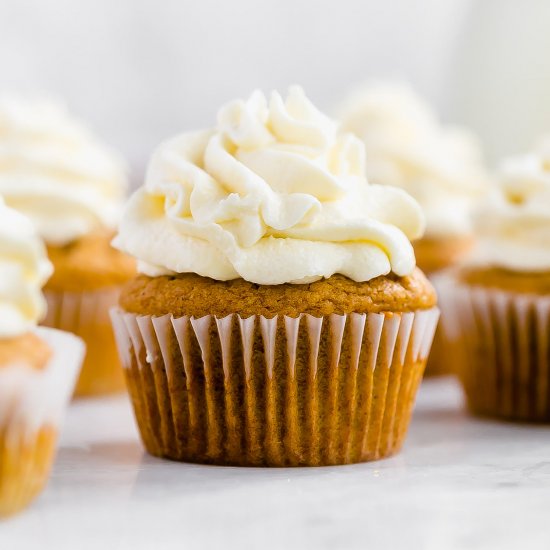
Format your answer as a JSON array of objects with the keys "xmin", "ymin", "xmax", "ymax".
[
  {"xmin": 423, "ymin": 274, "xmax": 462, "ymax": 377},
  {"xmin": 0, "ymin": 426, "xmax": 57, "ymax": 518},
  {"xmin": 0, "ymin": 327, "xmax": 84, "ymax": 516},
  {"xmin": 43, "ymin": 288, "xmax": 125, "ymax": 396},
  {"xmin": 445, "ymin": 278, "xmax": 550, "ymax": 421},
  {"xmin": 111, "ymin": 307, "xmax": 439, "ymax": 466}
]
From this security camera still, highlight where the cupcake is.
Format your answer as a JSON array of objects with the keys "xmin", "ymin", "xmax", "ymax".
[
  {"xmin": 0, "ymin": 96, "xmax": 135, "ymax": 396},
  {"xmin": 338, "ymin": 83, "xmax": 489, "ymax": 375},
  {"xmin": 0, "ymin": 199, "xmax": 84, "ymax": 517},
  {"xmin": 446, "ymin": 142, "xmax": 550, "ymax": 421},
  {"xmin": 111, "ymin": 87, "xmax": 439, "ymax": 466}
]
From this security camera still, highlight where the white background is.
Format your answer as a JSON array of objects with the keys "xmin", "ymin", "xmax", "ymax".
[{"xmin": 2, "ymin": 0, "xmax": 549, "ymax": 176}]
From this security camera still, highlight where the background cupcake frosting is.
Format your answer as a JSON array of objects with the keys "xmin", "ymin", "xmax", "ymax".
[
  {"xmin": 0, "ymin": 197, "xmax": 84, "ymax": 518},
  {"xmin": 114, "ymin": 87, "xmax": 425, "ymax": 285},
  {"xmin": 0, "ymin": 197, "xmax": 52, "ymax": 337},
  {"xmin": 337, "ymin": 83, "xmax": 489, "ymax": 239},
  {"xmin": 0, "ymin": 96, "xmax": 127, "ymax": 245},
  {"xmin": 472, "ymin": 141, "xmax": 550, "ymax": 271},
  {"xmin": 0, "ymin": 96, "xmax": 135, "ymax": 397}
]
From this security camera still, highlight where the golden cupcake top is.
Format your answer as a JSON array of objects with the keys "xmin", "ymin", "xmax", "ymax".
[
  {"xmin": 0, "ymin": 95, "xmax": 127, "ymax": 245},
  {"xmin": 45, "ymin": 231, "xmax": 136, "ymax": 293},
  {"xmin": 114, "ymin": 86, "xmax": 426, "ymax": 285},
  {"xmin": 337, "ymin": 83, "xmax": 489, "ymax": 239},
  {"xmin": 120, "ymin": 268, "xmax": 437, "ymax": 318},
  {"xmin": 472, "ymin": 139, "xmax": 550, "ymax": 273},
  {"xmin": 0, "ymin": 197, "xmax": 52, "ymax": 338}
]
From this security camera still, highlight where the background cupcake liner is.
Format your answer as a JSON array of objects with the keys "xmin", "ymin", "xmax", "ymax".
[
  {"xmin": 445, "ymin": 278, "xmax": 550, "ymax": 421},
  {"xmin": 44, "ymin": 288, "xmax": 125, "ymax": 396},
  {"xmin": 0, "ymin": 327, "xmax": 84, "ymax": 516},
  {"xmin": 111, "ymin": 307, "xmax": 439, "ymax": 466},
  {"xmin": 424, "ymin": 273, "xmax": 463, "ymax": 377}
]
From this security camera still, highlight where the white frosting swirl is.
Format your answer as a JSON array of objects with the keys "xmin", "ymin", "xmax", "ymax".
[
  {"xmin": 0, "ymin": 198, "xmax": 52, "ymax": 338},
  {"xmin": 473, "ymin": 144, "xmax": 550, "ymax": 272},
  {"xmin": 0, "ymin": 96, "xmax": 127, "ymax": 245},
  {"xmin": 114, "ymin": 87, "xmax": 425, "ymax": 285},
  {"xmin": 338, "ymin": 83, "xmax": 489, "ymax": 238}
]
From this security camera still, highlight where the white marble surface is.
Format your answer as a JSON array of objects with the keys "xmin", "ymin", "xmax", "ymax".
[{"xmin": 2, "ymin": 378, "xmax": 550, "ymax": 550}]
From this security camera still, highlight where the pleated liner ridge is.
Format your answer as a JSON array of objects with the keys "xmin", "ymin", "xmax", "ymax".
[
  {"xmin": 0, "ymin": 427, "xmax": 57, "ymax": 517},
  {"xmin": 111, "ymin": 308, "xmax": 439, "ymax": 466},
  {"xmin": 451, "ymin": 283, "xmax": 550, "ymax": 422},
  {"xmin": 44, "ymin": 289, "xmax": 125, "ymax": 396},
  {"xmin": 424, "ymin": 274, "xmax": 464, "ymax": 377}
]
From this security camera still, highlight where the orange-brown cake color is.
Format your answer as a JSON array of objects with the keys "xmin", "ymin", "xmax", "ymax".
[
  {"xmin": 45, "ymin": 231, "xmax": 135, "ymax": 293},
  {"xmin": 413, "ymin": 236, "xmax": 474, "ymax": 377},
  {"xmin": 114, "ymin": 270, "xmax": 439, "ymax": 466},
  {"xmin": 459, "ymin": 266, "xmax": 550, "ymax": 295},
  {"xmin": 414, "ymin": 235, "xmax": 474, "ymax": 275},
  {"xmin": 120, "ymin": 268, "xmax": 436, "ymax": 319},
  {"xmin": 0, "ymin": 333, "xmax": 52, "ymax": 371},
  {"xmin": 42, "ymin": 231, "xmax": 135, "ymax": 397},
  {"xmin": 0, "ymin": 426, "xmax": 57, "ymax": 517},
  {"xmin": 450, "ymin": 266, "xmax": 550, "ymax": 421}
]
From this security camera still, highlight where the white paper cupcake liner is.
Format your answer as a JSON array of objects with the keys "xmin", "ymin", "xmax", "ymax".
[
  {"xmin": 424, "ymin": 273, "xmax": 463, "ymax": 376},
  {"xmin": 43, "ymin": 288, "xmax": 125, "ymax": 396},
  {"xmin": 0, "ymin": 327, "xmax": 85, "ymax": 443},
  {"xmin": 0, "ymin": 327, "xmax": 84, "ymax": 516},
  {"xmin": 445, "ymin": 278, "xmax": 550, "ymax": 420},
  {"xmin": 111, "ymin": 307, "xmax": 439, "ymax": 466}
]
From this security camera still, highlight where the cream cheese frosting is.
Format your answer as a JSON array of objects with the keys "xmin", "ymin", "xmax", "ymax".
[
  {"xmin": 472, "ymin": 143, "xmax": 550, "ymax": 272},
  {"xmin": 0, "ymin": 96, "xmax": 127, "ymax": 245},
  {"xmin": 337, "ymin": 83, "xmax": 489, "ymax": 239},
  {"xmin": 0, "ymin": 198, "xmax": 52, "ymax": 338},
  {"xmin": 114, "ymin": 87, "xmax": 425, "ymax": 285}
]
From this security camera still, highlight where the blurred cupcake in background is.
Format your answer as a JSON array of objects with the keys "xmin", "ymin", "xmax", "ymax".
[
  {"xmin": 447, "ymin": 140, "xmax": 550, "ymax": 421},
  {"xmin": 0, "ymin": 96, "xmax": 135, "ymax": 396},
  {"xmin": 0, "ymin": 198, "xmax": 84, "ymax": 517},
  {"xmin": 337, "ymin": 83, "xmax": 490, "ymax": 375},
  {"xmin": 111, "ymin": 86, "xmax": 439, "ymax": 466}
]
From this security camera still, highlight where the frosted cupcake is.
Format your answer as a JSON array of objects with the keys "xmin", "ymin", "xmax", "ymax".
[
  {"xmin": 0, "ymin": 199, "xmax": 84, "ymax": 517},
  {"xmin": 111, "ymin": 87, "xmax": 439, "ymax": 466},
  {"xmin": 447, "ymin": 143, "xmax": 550, "ymax": 421},
  {"xmin": 0, "ymin": 97, "xmax": 135, "ymax": 396},
  {"xmin": 338, "ymin": 83, "xmax": 489, "ymax": 375}
]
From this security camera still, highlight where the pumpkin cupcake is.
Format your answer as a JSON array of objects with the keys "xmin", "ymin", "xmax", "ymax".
[
  {"xmin": 337, "ymin": 83, "xmax": 489, "ymax": 375},
  {"xmin": 0, "ymin": 199, "xmax": 84, "ymax": 517},
  {"xmin": 446, "ymin": 142, "xmax": 550, "ymax": 421},
  {"xmin": 0, "ymin": 96, "xmax": 135, "ymax": 396},
  {"xmin": 111, "ymin": 87, "xmax": 439, "ymax": 466}
]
